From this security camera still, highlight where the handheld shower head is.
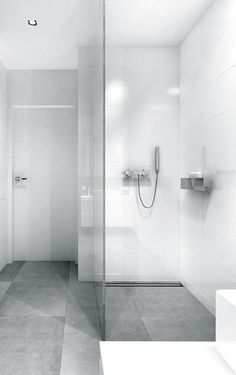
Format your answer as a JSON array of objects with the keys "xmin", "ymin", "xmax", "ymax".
[
  {"xmin": 155, "ymin": 146, "xmax": 160, "ymax": 173},
  {"xmin": 136, "ymin": 146, "xmax": 160, "ymax": 209}
]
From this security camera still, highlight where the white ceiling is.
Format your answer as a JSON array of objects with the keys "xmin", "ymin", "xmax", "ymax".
[
  {"xmin": 0, "ymin": 0, "xmax": 98, "ymax": 69},
  {"xmin": 106, "ymin": 0, "xmax": 213, "ymax": 46},
  {"xmin": 0, "ymin": 0, "xmax": 213, "ymax": 69}
]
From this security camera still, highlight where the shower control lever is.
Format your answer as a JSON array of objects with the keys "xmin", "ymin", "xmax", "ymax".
[
  {"xmin": 123, "ymin": 169, "xmax": 132, "ymax": 177},
  {"xmin": 140, "ymin": 170, "xmax": 150, "ymax": 177}
]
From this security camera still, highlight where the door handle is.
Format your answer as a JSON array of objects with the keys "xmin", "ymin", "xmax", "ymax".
[{"xmin": 15, "ymin": 176, "xmax": 28, "ymax": 183}]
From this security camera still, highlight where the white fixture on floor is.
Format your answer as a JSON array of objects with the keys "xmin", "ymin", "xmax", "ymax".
[
  {"xmin": 100, "ymin": 289, "xmax": 236, "ymax": 375},
  {"xmin": 216, "ymin": 290, "xmax": 236, "ymax": 373},
  {"xmin": 100, "ymin": 342, "xmax": 233, "ymax": 375}
]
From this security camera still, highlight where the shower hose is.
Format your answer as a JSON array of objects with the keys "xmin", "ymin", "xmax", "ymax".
[{"xmin": 137, "ymin": 171, "xmax": 159, "ymax": 209}]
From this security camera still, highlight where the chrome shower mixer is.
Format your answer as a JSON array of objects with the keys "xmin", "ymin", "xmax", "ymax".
[
  {"xmin": 122, "ymin": 146, "xmax": 160, "ymax": 209},
  {"xmin": 122, "ymin": 169, "xmax": 151, "ymax": 178}
]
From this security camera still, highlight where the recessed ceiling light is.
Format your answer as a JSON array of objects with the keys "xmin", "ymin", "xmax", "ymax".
[{"xmin": 28, "ymin": 19, "xmax": 38, "ymax": 26}]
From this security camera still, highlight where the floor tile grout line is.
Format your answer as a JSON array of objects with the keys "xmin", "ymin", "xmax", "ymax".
[
  {"xmin": 13, "ymin": 261, "xmax": 71, "ymax": 283},
  {"xmin": 125, "ymin": 287, "xmax": 216, "ymax": 341},
  {"xmin": 12, "ymin": 262, "xmax": 26, "ymax": 278},
  {"xmin": 0, "ymin": 261, "xmax": 74, "ymax": 375},
  {"xmin": 131, "ymin": 293, "xmax": 152, "ymax": 341},
  {"xmin": 0, "ymin": 261, "xmax": 26, "ymax": 304},
  {"xmin": 11, "ymin": 262, "xmax": 26, "ymax": 284},
  {"xmin": 0, "ymin": 264, "xmax": 215, "ymax": 345},
  {"xmin": 59, "ymin": 261, "xmax": 72, "ymax": 375},
  {"xmin": 0, "ymin": 283, "xmax": 12, "ymax": 305}
]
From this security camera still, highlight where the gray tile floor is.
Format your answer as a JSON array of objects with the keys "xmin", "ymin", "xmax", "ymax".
[
  {"xmin": 0, "ymin": 261, "xmax": 101, "ymax": 375},
  {"xmin": 105, "ymin": 286, "xmax": 215, "ymax": 341},
  {"xmin": 0, "ymin": 262, "xmax": 215, "ymax": 374}
]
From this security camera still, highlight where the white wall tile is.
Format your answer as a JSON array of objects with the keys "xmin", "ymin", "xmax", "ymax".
[
  {"xmin": 106, "ymin": 47, "xmax": 125, "ymax": 106},
  {"xmin": 202, "ymin": 0, "xmax": 236, "ymax": 47},
  {"xmin": 180, "ymin": 124, "xmax": 204, "ymax": 175},
  {"xmin": 203, "ymin": 66, "xmax": 236, "ymax": 120},
  {"xmin": 0, "ymin": 74, "xmax": 7, "ymax": 197},
  {"xmin": 206, "ymin": 152, "xmax": 236, "ymax": 196},
  {"xmin": 180, "ymin": 22, "xmax": 204, "ymax": 93},
  {"xmin": 77, "ymin": 1, "xmax": 105, "ymax": 284},
  {"xmin": 204, "ymin": 111, "xmax": 236, "ymax": 155},
  {"xmin": 124, "ymin": 48, "xmax": 179, "ymax": 107},
  {"xmin": 8, "ymin": 70, "xmax": 78, "ymax": 106},
  {"xmin": 203, "ymin": 22, "xmax": 236, "ymax": 83},
  {"xmin": 106, "ymin": 106, "xmax": 127, "ymax": 162},
  {"xmin": 180, "ymin": 0, "xmax": 236, "ymax": 315},
  {"xmin": 0, "ymin": 61, "xmax": 8, "ymax": 271},
  {"xmin": 180, "ymin": 90, "xmax": 203, "ymax": 130},
  {"xmin": 106, "ymin": 46, "xmax": 179, "ymax": 282},
  {"xmin": 0, "ymin": 200, "xmax": 8, "ymax": 271}
]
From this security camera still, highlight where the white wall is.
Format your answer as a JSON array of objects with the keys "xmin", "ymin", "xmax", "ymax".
[
  {"xmin": 77, "ymin": 0, "xmax": 105, "ymax": 337},
  {"xmin": 8, "ymin": 70, "xmax": 77, "ymax": 106},
  {"xmin": 180, "ymin": 0, "xmax": 236, "ymax": 314},
  {"xmin": 77, "ymin": 2, "xmax": 105, "ymax": 283},
  {"xmin": 78, "ymin": 47, "xmax": 96, "ymax": 280},
  {"xmin": 8, "ymin": 70, "xmax": 78, "ymax": 261},
  {"xmin": 106, "ymin": 47, "xmax": 180, "ymax": 281},
  {"xmin": 0, "ymin": 61, "xmax": 8, "ymax": 270}
]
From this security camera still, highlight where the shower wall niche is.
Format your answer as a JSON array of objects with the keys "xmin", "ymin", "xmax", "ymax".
[{"xmin": 105, "ymin": 47, "xmax": 180, "ymax": 282}]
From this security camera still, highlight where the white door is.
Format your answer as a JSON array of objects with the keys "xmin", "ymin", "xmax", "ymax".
[{"xmin": 12, "ymin": 107, "xmax": 77, "ymax": 261}]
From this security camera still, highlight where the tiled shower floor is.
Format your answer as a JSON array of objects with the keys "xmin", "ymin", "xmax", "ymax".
[
  {"xmin": 0, "ymin": 262, "xmax": 215, "ymax": 374},
  {"xmin": 105, "ymin": 286, "xmax": 215, "ymax": 341}
]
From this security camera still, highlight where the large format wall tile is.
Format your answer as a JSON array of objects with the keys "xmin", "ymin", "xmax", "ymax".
[
  {"xmin": 106, "ymin": 46, "xmax": 179, "ymax": 282},
  {"xmin": 180, "ymin": 0, "xmax": 236, "ymax": 315}
]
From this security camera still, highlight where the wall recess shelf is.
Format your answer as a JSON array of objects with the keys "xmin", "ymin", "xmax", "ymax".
[{"xmin": 181, "ymin": 175, "xmax": 211, "ymax": 192}]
